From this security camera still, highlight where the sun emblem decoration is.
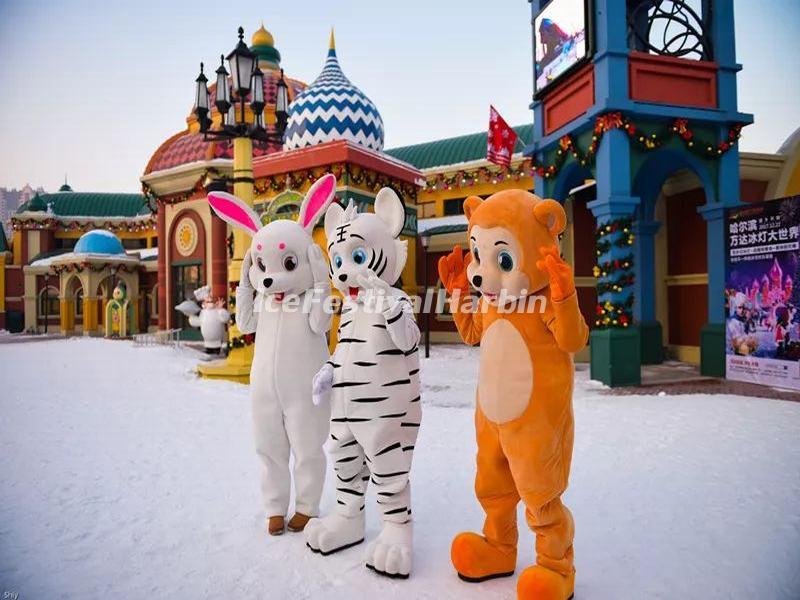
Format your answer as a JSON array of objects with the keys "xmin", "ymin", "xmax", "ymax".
[{"xmin": 176, "ymin": 217, "xmax": 198, "ymax": 257}]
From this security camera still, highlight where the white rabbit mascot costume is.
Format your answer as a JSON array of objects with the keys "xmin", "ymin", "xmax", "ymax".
[
  {"xmin": 305, "ymin": 188, "xmax": 422, "ymax": 580},
  {"xmin": 207, "ymin": 174, "xmax": 337, "ymax": 536}
]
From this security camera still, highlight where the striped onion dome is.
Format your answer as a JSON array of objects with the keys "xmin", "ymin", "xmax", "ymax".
[{"xmin": 283, "ymin": 30, "xmax": 385, "ymax": 152}]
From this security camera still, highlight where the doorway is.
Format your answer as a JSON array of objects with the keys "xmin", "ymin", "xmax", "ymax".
[{"xmin": 172, "ymin": 262, "xmax": 202, "ymax": 340}]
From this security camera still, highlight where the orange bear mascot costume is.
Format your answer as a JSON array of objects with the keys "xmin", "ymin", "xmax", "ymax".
[{"xmin": 438, "ymin": 189, "xmax": 589, "ymax": 600}]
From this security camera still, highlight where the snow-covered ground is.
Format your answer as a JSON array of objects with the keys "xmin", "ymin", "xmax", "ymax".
[{"xmin": 1, "ymin": 339, "xmax": 799, "ymax": 599}]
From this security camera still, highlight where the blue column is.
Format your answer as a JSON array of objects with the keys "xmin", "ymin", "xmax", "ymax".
[
  {"xmin": 586, "ymin": 128, "xmax": 642, "ymax": 385},
  {"xmin": 632, "ymin": 221, "xmax": 661, "ymax": 322},
  {"xmin": 588, "ymin": 129, "xmax": 640, "ymax": 218},
  {"xmin": 696, "ymin": 141, "xmax": 741, "ymax": 376},
  {"xmin": 701, "ymin": 144, "xmax": 741, "ymax": 321},
  {"xmin": 710, "ymin": 0, "xmax": 743, "ymax": 117},
  {"xmin": 593, "ymin": 0, "xmax": 631, "ymax": 106}
]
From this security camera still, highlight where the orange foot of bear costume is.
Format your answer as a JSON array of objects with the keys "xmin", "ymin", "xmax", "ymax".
[{"xmin": 439, "ymin": 189, "xmax": 588, "ymax": 600}]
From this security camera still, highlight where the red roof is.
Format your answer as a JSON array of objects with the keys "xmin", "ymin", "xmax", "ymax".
[{"xmin": 253, "ymin": 139, "xmax": 422, "ymax": 184}]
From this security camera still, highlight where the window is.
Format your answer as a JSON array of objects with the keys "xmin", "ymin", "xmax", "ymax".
[
  {"xmin": 444, "ymin": 198, "xmax": 465, "ymax": 216},
  {"xmin": 150, "ymin": 285, "xmax": 159, "ymax": 318},
  {"xmin": 172, "ymin": 263, "xmax": 201, "ymax": 333},
  {"xmin": 75, "ymin": 288, "xmax": 84, "ymax": 317},
  {"xmin": 55, "ymin": 238, "xmax": 77, "ymax": 250},
  {"xmin": 122, "ymin": 238, "xmax": 147, "ymax": 249},
  {"xmin": 38, "ymin": 286, "xmax": 60, "ymax": 319}
]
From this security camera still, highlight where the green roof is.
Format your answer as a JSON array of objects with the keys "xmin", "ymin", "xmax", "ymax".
[
  {"xmin": 385, "ymin": 124, "xmax": 533, "ymax": 170},
  {"xmin": 422, "ymin": 223, "xmax": 468, "ymax": 236},
  {"xmin": 17, "ymin": 192, "xmax": 149, "ymax": 218}
]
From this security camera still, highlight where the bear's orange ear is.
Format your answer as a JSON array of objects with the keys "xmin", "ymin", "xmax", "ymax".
[
  {"xmin": 533, "ymin": 199, "xmax": 567, "ymax": 236},
  {"xmin": 463, "ymin": 196, "xmax": 483, "ymax": 220}
]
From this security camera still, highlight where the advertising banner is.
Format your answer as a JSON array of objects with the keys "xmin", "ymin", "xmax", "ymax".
[{"xmin": 725, "ymin": 196, "xmax": 800, "ymax": 389}]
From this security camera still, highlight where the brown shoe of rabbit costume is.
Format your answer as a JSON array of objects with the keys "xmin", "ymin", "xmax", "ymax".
[
  {"xmin": 268, "ymin": 516, "xmax": 286, "ymax": 536},
  {"xmin": 287, "ymin": 513, "xmax": 312, "ymax": 532}
]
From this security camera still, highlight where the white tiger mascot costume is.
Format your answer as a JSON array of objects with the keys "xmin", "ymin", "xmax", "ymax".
[{"xmin": 305, "ymin": 188, "xmax": 421, "ymax": 580}]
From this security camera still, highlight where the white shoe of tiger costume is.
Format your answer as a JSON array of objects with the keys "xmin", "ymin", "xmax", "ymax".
[
  {"xmin": 305, "ymin": 512, "xmax": 365, "ymax": 556},
  {"xmin": 365, "ymin": 521, "xmax": 413, "ymax": 579}
]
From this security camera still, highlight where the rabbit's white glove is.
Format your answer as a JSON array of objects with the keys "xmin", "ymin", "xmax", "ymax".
[
  {"xmin": 312, "ymin": 362, "xmax": 334, "ymax": 406},
  {"xmin": 308, "ymin": 244, "xmax": 330, "ymax": 290},
  {"xmin": 239, "ymin": 251, "xmax": 254, "ymax": 290}
]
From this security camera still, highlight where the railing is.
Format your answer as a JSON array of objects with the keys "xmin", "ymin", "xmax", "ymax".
[{"xmin": 132, "ymin": 328, "xmax": 183, "ymax": 347}]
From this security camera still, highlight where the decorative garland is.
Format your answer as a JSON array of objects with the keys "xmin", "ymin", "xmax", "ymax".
[
  {"xmin": 227, "ymin": 332, "xmax": 255, "ymax": 351},
  {"xmin": 423, "ymin": 160, "xmax": 534, "ymax": 193},
  {"xmin": 594, "ymin": 217, "xmax": 635, "ymax": 329},
  {"xmin": 422, "ymin": 113, "xmax": 744, "ymax": 193},
  {"xmin": 552, "ymin": 113, "xmax": 742, "ymax": 174},
  {"xmin": 11, "ymin": 216, "xmax": 155, "ymax": 233},
  {"xmin": 51, "ymin": 262, "xmax": 138, "ymax": 275},
  {"xmin": 254, "ymin": 163, "xmax": 418, "ymax": 199}
]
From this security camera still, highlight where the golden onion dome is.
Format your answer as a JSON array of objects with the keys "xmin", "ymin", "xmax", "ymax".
[{"xmin": 252, "ymin": 23, "xmax": 274, "ymax": 47}]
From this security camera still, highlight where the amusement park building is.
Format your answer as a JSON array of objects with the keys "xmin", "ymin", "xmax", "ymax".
[
  {"xmin": 386, "ymin": 127, "xmax": 800, "ymax": 364},
  {"xmin": 2, "ymin": 13, "xmax": 800, "ymax": 377}
]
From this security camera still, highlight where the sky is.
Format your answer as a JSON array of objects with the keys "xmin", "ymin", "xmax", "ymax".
[{"xmin": 0, "ymin": 0, "xmax": 798, "ymax": 193}]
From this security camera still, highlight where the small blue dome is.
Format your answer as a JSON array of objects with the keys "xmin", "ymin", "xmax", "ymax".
[
  {"xmin": 74, "ymin": 229, "xmax": 126, "ymax": 255},
  {"xmin": 283, "ymin": 33, "xmax": 384, "ymax": 152}
]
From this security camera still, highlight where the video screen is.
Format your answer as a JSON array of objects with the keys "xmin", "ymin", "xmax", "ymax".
[{"xmin": 534, "ymin": 0, "xmax": 590, "ymax": 94}]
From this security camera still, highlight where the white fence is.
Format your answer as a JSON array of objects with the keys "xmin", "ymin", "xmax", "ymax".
[{"xmin": 132, "ymin": 328, "xmax": 183, "ymax": 347}]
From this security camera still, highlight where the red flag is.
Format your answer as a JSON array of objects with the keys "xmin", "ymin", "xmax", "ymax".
[{"xmin": 487, "ymin": 106, "xmax": 518, "ymax": 168}]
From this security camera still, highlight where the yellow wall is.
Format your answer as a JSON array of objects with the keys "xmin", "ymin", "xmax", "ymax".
[
  {"xmin": 12, "ymin": 232, "xmax": 23, "ymax": 265},
  {"xmin": 785, "ymin": 160, "xmax": 800, "ymax": 196}
]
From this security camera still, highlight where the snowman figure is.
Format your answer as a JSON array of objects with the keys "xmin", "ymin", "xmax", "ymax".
[{"xmin": 183, "ymin": 285, "xmax": 230, "ymax": 354}]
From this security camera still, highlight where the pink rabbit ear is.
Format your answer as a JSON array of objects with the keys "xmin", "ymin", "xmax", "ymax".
[
  {"xmin": 299, "ymin": 174, "xmax": 337, "ymax": 233},
  {"xmin": 207, "ymin": 192, "xmax": 261, "ymax": 235}
]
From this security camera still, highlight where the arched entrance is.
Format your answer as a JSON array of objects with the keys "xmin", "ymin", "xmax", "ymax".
[
  {"xmin": 59, "ymin": 274, "xmax": 85, "ymax": 335},
  {"xmin": 167, "ymin": 208, "xmax": 206, "ymax": 338},
  {"xmin": 632, "ymin": 148, "xmax": 716, "ymax": 365},
  {"xmin": 37, "ymin": 282, "xmax": 60, "ymax": 333}
]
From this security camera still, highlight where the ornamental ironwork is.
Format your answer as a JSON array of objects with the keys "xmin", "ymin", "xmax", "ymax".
[{"xmin": 627, "ymin": 0, "xmax": 712, "ymax": 61}]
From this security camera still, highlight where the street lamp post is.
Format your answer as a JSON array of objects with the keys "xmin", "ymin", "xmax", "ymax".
[
  {"xmin": 193, "ymin": 27, "xmax": 289, "ymax": 146},
  {"xmin": 420, "ymin": 233, "xmax": 431, "ymax": 358},
  {"xmin": 43, "ymin": 273, "xmax": 50, "ymax": 334},
  {"xmin": 193, "ymin": 26, "xmax": 290, "ymax": 382}
]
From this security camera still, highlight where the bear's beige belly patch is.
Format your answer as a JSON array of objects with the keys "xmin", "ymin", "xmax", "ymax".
[{"xmin": 478, "ymin": 319, "xmax": 533, "ymax": 424}]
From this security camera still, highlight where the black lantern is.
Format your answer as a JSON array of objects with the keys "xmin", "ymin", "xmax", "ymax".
[
  {"xmin": 250, "ymin": 65, "xmax": 265, "ymax": 115},
  {"xmin": 193, "ymin": 26, "xmax": 289, "ymax": 145},
  {"xmin": 226, "ymin": 26, "xmax": 256, "ymax": 97},
  {"xmin": 194, "ymin": 62, "xmax": 211, "ymax": 130},
  {"xmin": 224, "ymin": 89, "xmax": 236, "ymax": 127},
  {"xmin": 275, "ymin": 68, "xmax": 289, "ymax": 132},
  {"xmin": 214, "ymin": 55, "xmax": 231, "ymax": 115}
]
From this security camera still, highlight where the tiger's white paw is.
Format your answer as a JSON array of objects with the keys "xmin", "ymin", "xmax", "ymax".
[
  {"xmin": 305, "ymin": 513, "xmax": 365, "ymax": 556},
  {"xmin": 365, "ymin": 521, "xmax": 413, "ymax": 579}
]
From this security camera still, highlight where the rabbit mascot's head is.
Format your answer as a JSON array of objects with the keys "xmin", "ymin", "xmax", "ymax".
[{"xmin": 208, "ymin": 174, "xmax": 337, "ymax": 301}]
